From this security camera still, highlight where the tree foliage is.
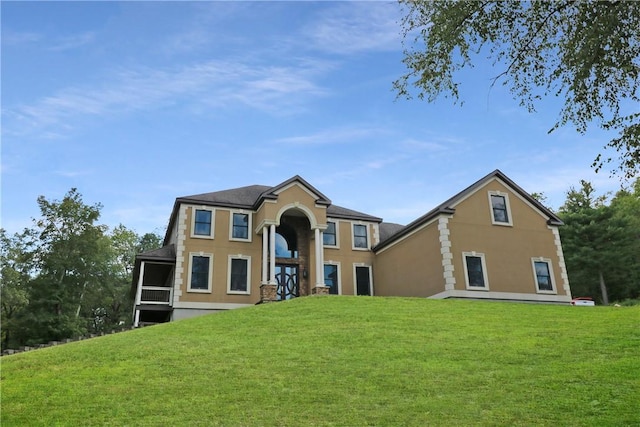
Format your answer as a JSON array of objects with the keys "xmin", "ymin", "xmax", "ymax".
[
  {"xmin": 0, "ymin": 189, "xmax": 163, "ymax": 350},
  {"xmin": 558, "ymin": 179, "xmax": 640, "ymax": 303},
  {"xmin": 395, "ymin": 0, "xmax": 640, "ymax": 178}
]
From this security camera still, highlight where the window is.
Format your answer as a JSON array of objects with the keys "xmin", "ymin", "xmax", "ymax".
[
  {"xmin": 532, "ymin": 259, "xmax": 556, "ymax": 293},
  {"xmin": 324, "ymin": 263, "xmax": 340, "ymax": 295},
  {"xmin": 489, "ymin": 192, "xmax": 512, "ymax": 226},
  {"xmin": 192, "ymin": 208, "xmax": 214, "ymax": 238},
  {"xmin": 188, "ymin": 253, "xmax": 212, "ymax": 292},
  {"xmin": 462, "ymin": 252, "xmax": 489, "ymax": 290},
  {"xmin": 231, "ymin": 212, "xmax": 249, "ymax": 240},
  {"xmin": 323, "ymin": 221, "xmax": 337, "ymax": 247},
  {"xmin": 228, "ymin": 256, "xmax": 251, "ymax": 294},
  {"xmin": 353, "ymin": 224, "xmax": 368, "ymax": 249}
]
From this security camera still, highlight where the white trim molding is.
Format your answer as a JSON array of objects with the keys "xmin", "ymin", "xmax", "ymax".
[
  {"xmin": 488, "ymin": 190, "xmax": 513, "ymax": 227},
  {"xmin": 323, "ymin": 219, "xmax": 340, "ymax": 249},
  {"xmin": 187, "ymin": 252, "xmax": 214, "ymax": 293},
  {"xmin": 438, "ymin": 217, "xmax": 456, "ymax": 291},
  {"xmin": 550, "ymin": 226, "xmax": 572, "ymax": 298},
  {"xmin": 462, "ymin": 251, "xmax": 490, "ymax": 290},
  {"xmin": 351, "ymin": 222, "xmax": 370, "ymax": 251},
  {"xmin": 531, "ymin": 257, "xmax": 557, "ymax": 294},
  {"xmin": 229, "ymin": 210, "xmax": 253, "ymax": 242},
  {"xmin": 190, "ymin": 206, "xmax": 215, "ymax": 239},
  {"xmin": 227, "ymin": 255, "xmax": 251, "ymax": 295},
  {"xmin": 428, "ymin": 289, "xmax": 572, "ymax": 304},
  {"xmin": 323, "ymin": 260, "xmax": 341, "ymax": 295}
]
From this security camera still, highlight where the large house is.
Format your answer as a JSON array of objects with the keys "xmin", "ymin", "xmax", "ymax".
[{"xmin": 131, "ymin": 170, "xmax": 572, "ymax": 326}]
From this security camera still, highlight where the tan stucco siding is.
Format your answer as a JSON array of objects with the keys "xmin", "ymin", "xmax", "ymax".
[
  {"xmin": 256, "ymin": 184, "xmax": 327, "ymax": 228},
  {"xmin": 373, "ymin": 220, "xmax": 444, "ymax": 297},
  {"xmin": 179, "ymin": 206, "xmax": 262, "ymax": 305},
  {"xmin": 448, "ymin": 180, "xmax": 568, "ymax": 296},
  {"xmin": 316, "ymin": 219, "xmax": 376, "ymax": 295}
]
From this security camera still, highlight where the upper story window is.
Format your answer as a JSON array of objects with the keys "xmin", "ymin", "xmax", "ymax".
[
  {"xmin": 323, "ymin": 221, "xmax": 338, "ymax": 247},
  {"xmin": 532, "ymin": 258, "xmax": 556, "ymax": 293},
  {"xmin": 462, "ymin": 252, "xmax": 489, "ymax": 290},
  {"xmin": 489, "ymin": 191, "xmax": 513, "ymax": 226},
  {"xmin": 228, "ymin": 256, "xmax": 251, "ymax": 294},
  {"xmin": 188, "ymin": 253, "xmax": 212, "ymax": 292},
  {"xmin": 192, "ymin": 208, "xmax": 214, "ymax": 238},
  {"xmin": 231, "ymin": 212, "xmax": 250, "ymax": 241},
  {"xmin": 352, "ymin": 223, "xmax": 369, "ymax": 249}
]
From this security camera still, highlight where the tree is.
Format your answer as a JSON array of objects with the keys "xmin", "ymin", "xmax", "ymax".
[
  {"xmin": 0, "ymin": 229, "xmax": 34, "ymax": 350},
  {"xmin": 395, "ymin": 1, "xmax": 640, "ymax": 178},
  {"xmin": 558, "ymin": 180, "xmax": 639, "ymax": 304},
  {"xmin": 25, "ymin": 188, "xmax": 110, "ymax": 343}
]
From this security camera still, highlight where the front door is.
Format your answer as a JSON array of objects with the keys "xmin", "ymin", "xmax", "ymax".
[{"xmin": 275, "ymin": 264, "xmax": 299, "ymax": 300}]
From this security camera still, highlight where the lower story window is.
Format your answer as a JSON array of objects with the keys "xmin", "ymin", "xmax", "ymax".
[
  {"xmin": 533, "ymin": 259, "xmax": 555, "ymax": 292},
  {"xmin": 463, "ymin": 252, "xmax": 489, "ymax": 290},
  {"xmin": 229, "ymin": 256, "xmax": 250, "ymax": 294},
  {"xmin": 189, "ymin": 254, "xmax": 212, "ymax": 292},
  {"xmin": 324, "ymin": 263, "xmax": 339, "ymax": 295}
]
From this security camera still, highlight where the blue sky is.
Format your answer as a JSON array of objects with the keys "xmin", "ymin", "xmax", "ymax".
[{"xmin": 1, "ymin": 1, "xmax": 631, "ymax": 236}]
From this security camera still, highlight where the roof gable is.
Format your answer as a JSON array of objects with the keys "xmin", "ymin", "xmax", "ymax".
[
  {"xmin": 374, "ymin": 169, "xmax": 563, "ymax": 251},
  {"xmin": 260, "ymin": 175, "xmax": 331, "ymax": 207}
]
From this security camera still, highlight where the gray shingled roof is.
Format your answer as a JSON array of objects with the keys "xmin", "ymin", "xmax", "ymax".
[
  {"xmin": 176, "ymin": 178, "xmax": 381, "ymax": 222},
  {"xmin": 379, "ymin": 222, "xmax": 406, "ymax": 242},
  {"xmin": 179, "ymin": 185, "xmax": 271, "ymax": 209},
  {"xmin": 137, "ymin": 244, "xmax": 176, "ymax": 261}
]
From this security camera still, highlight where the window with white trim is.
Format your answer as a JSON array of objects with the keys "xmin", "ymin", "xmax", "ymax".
[
  {"xmin": 192, "ymin": 208, "xmax": 214, "ymax": 238},
  {"xmin": 323, "ymin": 262, "xmax": 340, "ymax": 295},
  {"xmin": 488, "ymin": 191, "xmax": 513, "ymax": 226},
  {"xmin": 188, "ymin": 253, "xmax": 213, "ymax": 292},
  {"xmin": 532, "ymin": 258, "xmax": 556, "ymax": 293},
  {"xmin": 323, "ymin": 221, "xmax": 338, "ymax": 247},
  {"xmin": 352, "ymin": 223, "xmax": 368, "ymax": 249},
  {"xmin": 462, "ymin": 252, "xmax": 489, "ymax": 290},
  {"xmin": 228, "ymin": 256, "xmax": 251, "ymax": 294},
  {"xmin": 230, "ymin": 212, "xmax": 250, "ymax": 241}
]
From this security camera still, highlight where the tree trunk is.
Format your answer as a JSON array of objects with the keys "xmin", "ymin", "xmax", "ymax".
[{"xmin": 599, "ymin": 271, "xmax": 609, "ymax": 305}]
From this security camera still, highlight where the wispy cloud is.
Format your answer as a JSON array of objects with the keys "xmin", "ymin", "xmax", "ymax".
[
  {"xmin": 4, "ymin": 58, "xmax": 331, "ymax": 138},
  {"xmin": 274, "ymin": 126, "xmax": 384, "ymax": 146},
  {"xmin": 49, "ymin": 32, "xmax": 96, "ymax": 51},
  {"xmin": 306, "ymin": 2, "xmax": 402, "ymax": 55},
  {"xmin": 1, "ymin": 30, "xmax": 42, "ymax": 46}
]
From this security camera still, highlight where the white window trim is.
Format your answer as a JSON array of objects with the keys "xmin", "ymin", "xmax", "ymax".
[
  {"xmin": 323, "ymin": 220, "xmax": 340, "ymax": 249},
  {"xmin": 351, "ymin": 222, "xmax": 370, "ymax": 251},
  {"xmin": 488, "ymin": 191, "xmax": 513, "ymax": 227},
  {"xmin": 187, "ymin": 252, "xmax": 213, "ymax": 293},
  {"xmin": 190, "ymin": 206, "xmax": 215, "ymax": 239},
  {"xmin": 531, "ymin": 257, "xmax": 557, "ymax": 294},
  {"xmin": 353, "ymin": 263, "xmax": 374, "ymax": 296},
  {"xmin": 462, "ymin": 251, "xmax": 490, "ymax": 291},
  {"xmin": 229, "ymin": 210, "xmax": 252, "ymax": 242},
  {"xmin": 323, "ymin": 261, "xmax": 341, "ymax": 295},
  {"xmin": 227, "ymin": 255, "xmax": 251, "ymax": 295}
]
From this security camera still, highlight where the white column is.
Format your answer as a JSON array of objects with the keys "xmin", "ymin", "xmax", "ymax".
[
  {"xmin": 262, "ymin": 226, "xmax": 268, "ymax": 285},
  {"xmin": 133, "ymin": 261, "xmax": 145, "ymax": 327},
  {"xmin": 315, "ymin": 228, "xmax": 323, "ymax": 287},
  {"xmin": 269, "ymin": 224, "xmax": 276, "ymax": 284}
]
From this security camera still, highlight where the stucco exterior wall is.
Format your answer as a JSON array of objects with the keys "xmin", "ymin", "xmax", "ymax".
[
  {"xmin": 448, "ymin": 179, "xmax": 569, "ymax": 297},
  {"xmin": 373, "ymin": 219, "xmax": 444, "ymax": 297},
  {"xmin": 317, "ymin": 219, "xmax": 376, "ymax": 295}
]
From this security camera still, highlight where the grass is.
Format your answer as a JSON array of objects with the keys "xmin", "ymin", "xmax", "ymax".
[{"xmin": 2, "ymin": 296, "xmax": 639, "ymax": 426}]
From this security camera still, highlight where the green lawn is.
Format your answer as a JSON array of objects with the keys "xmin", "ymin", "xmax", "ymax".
[{"xmin": 2, "ymin": 296, "xmax": 639, "ymax": 426}]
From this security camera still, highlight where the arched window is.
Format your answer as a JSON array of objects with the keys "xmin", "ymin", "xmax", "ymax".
[{"xmin": 275, "ymin": 224, "xmax": 298, "ymax": 258}]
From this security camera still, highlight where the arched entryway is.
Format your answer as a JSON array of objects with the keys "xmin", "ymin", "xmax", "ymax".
[{"xmin": 274, "ymin": 214, "xmax": 311, "ymax": 298}]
